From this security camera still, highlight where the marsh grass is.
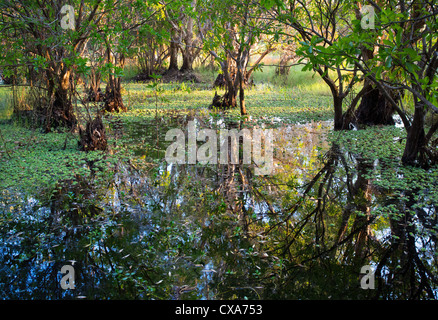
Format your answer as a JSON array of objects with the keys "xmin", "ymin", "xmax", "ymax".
[
  {"xmin": 251, "ymin": 64, "xmax": 332, "ymax": 95},
  {"xmin": 0, "ymin": 87, "xmax": 13, "ymax": 120},
  {"xmin": 0, "ymin": 69, "xmax": 334, "ymax": 203},
  {"xmin": 120, "ymin": 67, "xmax": 334, "ymax": 126}
]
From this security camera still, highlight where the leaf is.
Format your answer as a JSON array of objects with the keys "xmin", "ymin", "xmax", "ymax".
[
  {"xmin": 385, "ymin": 55, "xmax": 392, "ymax": 68},
  {"xmin": 395, "ymin": 31, "xmax": 402, "ymax": 46},
  {"xmin": 403, "ymin": 47, "xmax": 421, "ymax": 61},
  {"xmin": 405, "ymin": 62, "xmax": 417, "ymax": 74},
  {"xmin": 260, "ymin": 0, "xmax": 275, "ymax": 9}
]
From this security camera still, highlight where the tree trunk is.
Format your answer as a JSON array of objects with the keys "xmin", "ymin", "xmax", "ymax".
[
  {"xmin": 104, "ymin": 83, "xmax": 126, "ymax": 112},
  {"xmin": 78, "ymin": 114, "xmax": 107, "ymax": 152},
  {"xmin": 103, "ymin": 48, "xmax": 126, "ymax": 113},
  {"xmin": 352, "ymin": 7, "xmax": 395, "ymax": 127},
  {"xmin": 351, "ymin": 157, "xmax": 373, "ymax": 261},
  {"xmin": 276, "ymin": 52, "xmax": 294, "ymax": 76},
  {"xmin": 180, "ymin": 52, "xmax": 194, "ymax": 72},
  {"xmin": 355, "ymin": 86, "xmax": 395, "ymax": 126},
  {"xmin": 180, "ymin": 12, "xmax": 195, "ymax": 73},
  {"xmin": 168, "ymin": 37, "xmax": 179, "ymax": 72},
  {"xmin": 402, "ymin": 101, "xmax": 426, "ymax": 166},
  {"xmin": 86, "ymin": 69, "xmax": 103, "ymax": 102},
  {"xmin": 225, "ymin": 85, "xmax": 237, "ymax": 108},
  {"xmin": 211, "ymin": 54, "xmax": 238, "ymax": 109},
  {"xmin": 45, "ymin": 68, "xmax": 77, "ymax": 132},
  {"xmin": 333, "ymin": 94, "xmax": 344, "ymax": 131},
  {"xmin": 238, "ymin": 69, "xmax": 247, "ymax": 116}
]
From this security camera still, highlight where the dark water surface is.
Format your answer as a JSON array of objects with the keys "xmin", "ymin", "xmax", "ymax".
[{"xmin": 0, "ymin": 113, "xmax": 437, "ymax": 300}]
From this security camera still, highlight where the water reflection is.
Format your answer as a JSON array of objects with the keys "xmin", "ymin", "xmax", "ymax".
[{"xmin": 0, "ymin": 115, "xmax": 436, "ymax": 299}]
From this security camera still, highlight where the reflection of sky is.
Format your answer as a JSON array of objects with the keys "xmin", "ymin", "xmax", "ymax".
[{"xmin": 1, "ymin": 116, "xmax": 436, "ymax": 299}]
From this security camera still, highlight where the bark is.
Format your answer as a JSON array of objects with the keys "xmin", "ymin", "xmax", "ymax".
[
  {"xmin": 355, "ymin": 86, "xmax": 395, "ymax": 126},
  {"xmin": 78, "ymin": 115, "xmax": 107, "ymax": 152},
  {"xmin": 402, "ymin": 101, "xmax": 427, "ymax": 166},
  {"xmin": 86, "ymin": 69, "xmax": 103, "ymax": 102},
  {"xmin": 333, "ymin": 95, "xmax": 344, "ymax": 130},
  {"xmin": 276, "ymin": 55, "xmax": 292, "ymax": 76},
  {"xmin": 179, "ymin": 14, "xmax": 195, "ymax": 72},
  {"xmin": 45, "ymin": 67, "xmax": 77, "ymax": 132},
  {"xmin": 211, "ymin": 53, "xmax": 238, "ymax": 109},
  {"xmin": 103, "ymin": 47, "xmax": 126, "ymax": 113},
  {"xmin": 213, "ymin": 68, "xmax": 251, "ymax": 88},
  {"xmin": 351, "ymin": 158, "xmax": 373, "ymax": 261},
  {"xmin": 275, "ymin": 48, "xmax": 295, "ymax": 76},
  {"xmin": 211, "ymin": 74, "xmax": 252, "ymax": 111},
  {"xmin": 213, "ymin": 73, "xmax": 227, "ymax": 88},
  {"xmin": 168, "ymin": 37, "xmax": 179, "ymax": 72},
  {"xmin": 238, "ymin": 68, "xmax": 247, "ymax": 115},
  {"xmin": 347, "ymin": 4, "xmax": 395, "ymax": 128},
  {"xmin": 104, "ymin": 84, "xmax": 126, "ymax": 113},
  {"xmin": 180, "ymin": 52, "xmax": 194, "ymax": 72}
]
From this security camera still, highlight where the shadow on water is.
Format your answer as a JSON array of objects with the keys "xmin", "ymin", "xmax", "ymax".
[{"xmin": 0, "ymin": 113, "xmax": 437, "ymax": 299}]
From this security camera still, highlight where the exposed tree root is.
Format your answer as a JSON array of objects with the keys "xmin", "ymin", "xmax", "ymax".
[
  {"xmin": 78, "ymin": 115, "xmax": 107, "ymax": 152},
  {"xmin": 85, "ymin": 86, "xmax": 104, "ymax": 102},
  {"xmin": 103, "ymin": 87, "xmax": 127, "ymax": 113}
]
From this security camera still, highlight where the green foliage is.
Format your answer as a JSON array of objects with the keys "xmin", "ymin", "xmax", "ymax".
[
  {"xmin": 329, "ymin": 125, "xmax": 438, "ymax": 222},
  {"xmin": 0, "ymin": 123, "xmax": 119, "ymax": 197},
  {"xmin": 1, "ymin": 0, "xmax": 437, "ymax": 300}
]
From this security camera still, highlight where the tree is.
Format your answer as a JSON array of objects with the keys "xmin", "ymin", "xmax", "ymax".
[
  {"xmin": 333, "ymin": 0, "xmax": 438, "ymax": 166},
  {"xmin": 178, "ymin": 0, "xmax": 202, "ymax": 73},
  {"xmin": 269, "ymin": 0, "xmax": 437, "ymax": 166},
  {"xmin": 266, "ymin": 0, "xmax": 365, "ymax": 130},
  {"xmin": 349, "ymin": 3, "xmax": 399, "ymax": 128},
  {"xmin": 84, "ymin": 39, "xmax": 106, "ymax": 102},
  {"xmin": 135, "ymin": 19, "xmax": 169, "ymax": 79},
  {"xmin": 98, "ymin": 0, "xmax": 160, "ymax": 113},
  {"xmin": 199, "ymin": 0, "xmax": 276, "ymax": 115},
  {"xmin": 1, "ymin": 0, "xmax": 82, "ymax": 130},
  {"xmin": 276, "ymin": 41, "xmax": 298, "ymax": 76},
  {"xmin": 0, "ymin": 0, "xmax": 119, "ymax": 131},
  {"xmin": 0, "ymin": 0, "xmax": 165, "ymax": 130},
  {"xmin": 370, "ymin": 0, "xmax": 438, "ymax": 167},
  {"xmin": 160, "ymin": 0, "xmax": 204, "ymax": 82}
]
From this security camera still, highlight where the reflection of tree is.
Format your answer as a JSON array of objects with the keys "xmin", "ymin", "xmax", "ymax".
[
  {"xmin": 375, "ymin": 189, "xmax": 438, "ymax": 299},
  {"xmin": 336, "ymin": 153, "xmax": 375, "ymax": 264},
  {"xmin": 0, "ymin": 173, "xmax": 173, "ymax": 299},
  {"xmin": 270, "ymin": 143, "xmax": 377, "ymax": 265},
  {"xmin": 204, "ymin": 119, "xmax": 261, "ymax": 298},
  {"xmin": 2, "ymin": 116, "xmax": 436, "ymax": 299},
  {"xmin": 263, "ymin": 140, "xmax": 437, "ymax": 299}
]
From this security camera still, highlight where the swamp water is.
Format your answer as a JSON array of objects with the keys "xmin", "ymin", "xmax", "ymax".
[{"xmin": 0, "ymin": 112, "xmax": 437, "ymax": 299}]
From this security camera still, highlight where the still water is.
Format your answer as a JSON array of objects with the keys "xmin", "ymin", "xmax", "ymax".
[{"xmin": 0, "ymin": 113, "xmax": 437, "ymax": 299}]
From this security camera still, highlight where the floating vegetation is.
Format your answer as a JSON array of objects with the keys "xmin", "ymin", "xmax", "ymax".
[{"xmin": 0, "ymin": 82, "xmax": 437, "ymax": 300}]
